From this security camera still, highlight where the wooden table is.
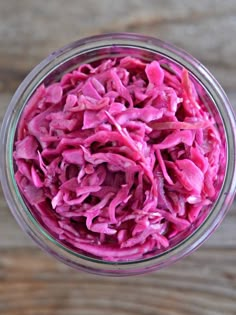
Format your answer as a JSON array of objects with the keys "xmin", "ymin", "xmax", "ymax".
[{"xmin": 0, "ymin": 1, "xmax": 236, "ymax": 314}]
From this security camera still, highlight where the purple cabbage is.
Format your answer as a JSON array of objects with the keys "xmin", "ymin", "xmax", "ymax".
[{"xmin": 13, "ymin": 57, "xmax": 224, "ymax": 261}]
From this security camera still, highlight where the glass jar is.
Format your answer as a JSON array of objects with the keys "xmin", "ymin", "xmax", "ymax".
[{"xmin": 1, "ymin": 33, "xmax": 235, "ymax": 276}]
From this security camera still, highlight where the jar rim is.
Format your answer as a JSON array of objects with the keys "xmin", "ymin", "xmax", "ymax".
[{"xmin": 1, "ymin": 33, "xmax": 236, "ymax": 275}]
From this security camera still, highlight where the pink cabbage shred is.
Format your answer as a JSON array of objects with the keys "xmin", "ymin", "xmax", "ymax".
[{"xmin": 14, "ymin": 57, "xmax": 224, "ymax": 261}]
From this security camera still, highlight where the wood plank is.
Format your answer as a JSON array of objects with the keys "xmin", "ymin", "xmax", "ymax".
[
  {"xmin": 0, "ymin": 247, "xmax": 236, "ymax": 315},
  {"xmin": 1, "ymin": 1, "xmax": 236, "ymax": 93}
]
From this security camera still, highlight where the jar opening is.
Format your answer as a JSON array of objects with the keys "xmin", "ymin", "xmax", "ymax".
[{"xmin": 1, "ymin": 33, "xmax": 235, "ymax": 275}]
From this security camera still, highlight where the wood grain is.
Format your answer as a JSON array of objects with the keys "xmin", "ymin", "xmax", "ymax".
[
  {"xmin": 1, "ymin": 248, "xmax": 236, "ymax": 315},
  {"xmin": 0, "ymin": 1, "xmax": 235, "ymax": 314}
]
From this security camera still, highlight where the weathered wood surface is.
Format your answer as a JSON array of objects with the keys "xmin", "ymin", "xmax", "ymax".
[{"xmin": 0, "ymin": 1, "xmax": 235, "ymax": 314}]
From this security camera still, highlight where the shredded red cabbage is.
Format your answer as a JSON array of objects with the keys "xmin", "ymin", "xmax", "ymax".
[{"xmin": 14, "ymin": 57, "xmax": 224, "ymax": 261}]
